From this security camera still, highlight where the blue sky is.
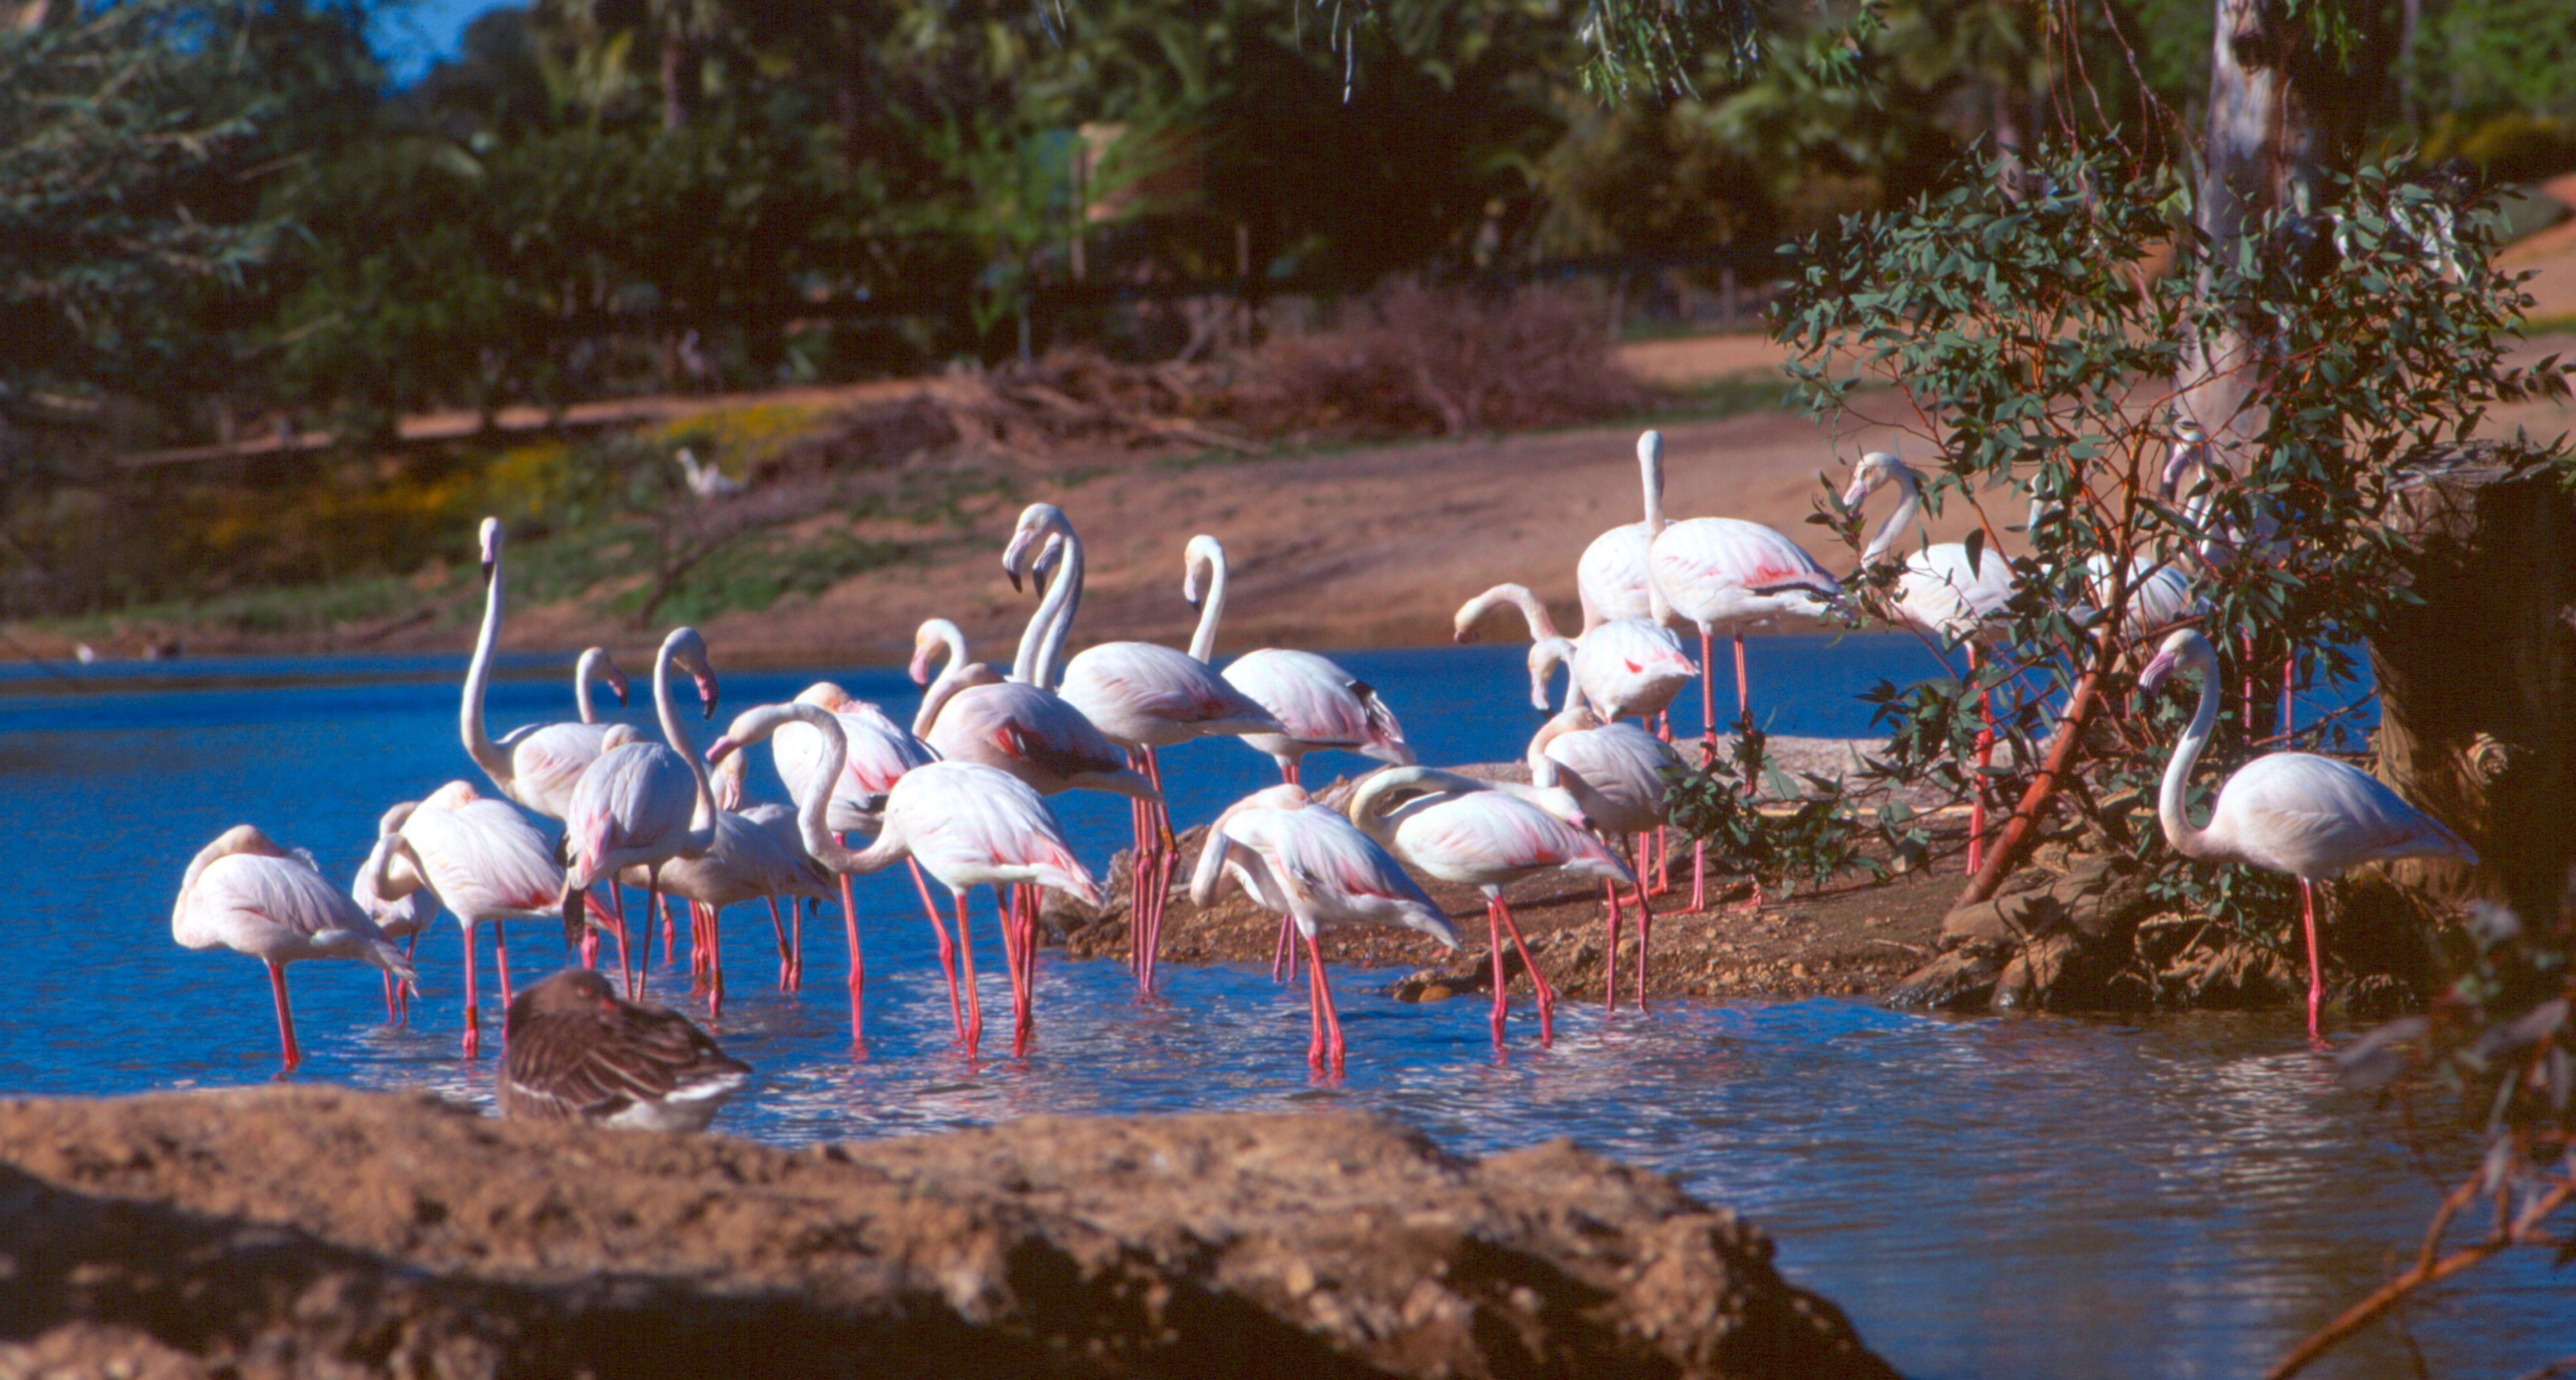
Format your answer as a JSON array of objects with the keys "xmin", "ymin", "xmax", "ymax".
[{"xmin": 373, "ymin": 0, "xmax": 518, "ymax": 81}]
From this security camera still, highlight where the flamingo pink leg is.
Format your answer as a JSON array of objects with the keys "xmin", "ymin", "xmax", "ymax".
[
  {"xmin": 492, "ymin": 921, "xmax": 514, "ymax": 1008},
  {"xmin": 634, "ymin": 867, "xmax": 661, "ymax": 1004},
  {"xmin": 1493, "ymin": 897, "xmax": 1555, "ymax": 1046},
  {"xmin": 1487, "ymin": 900, "xmax": 1510, "ymax": 1044},
  {"xmin": 2281, "ymin": 653, "xmax": 2295, "ymax": 738},
  {"xmin": 764, "ymin": 897, "xmax": 793, "ymax": 991},
  {"xmin": 1304, "ymin": 928, "xmax": 1344, "ymax": 1075},
  {"xmin": 1270, "ymin": 913, "xmax": 1297, "ymax": 982},
  {"xmin": 953, "ymin": 889, "xmax": 983, "ymax": 1062},
  {"xmin": 704, "ymin": 902, "xmax": 725, "ymax": 1021},
  {"xmin": 833, "ymin": 832, "xmax": 867, "ymax": 1041},
  {"xmin": 2300, "ymin": 877, "xmax": 2325, "ymax": 1043},
  {"xmin": 460, "ymin": 922, "xmax": 482, "ymax": 1060},
  {"xmin": 266, "ymin": 960, "xmax": 301, "ymax": 1073},
  {"xmin": 911, "ymin": 860, "xmax": 963, "ymax": 1042},
  {"xmin": 1968, "ymin": 643, "xmax": 1993, "ymax": 875},
  {"xmin": 1602, "ymin": 879, "xmax": 1625, "ymax": 1012}
]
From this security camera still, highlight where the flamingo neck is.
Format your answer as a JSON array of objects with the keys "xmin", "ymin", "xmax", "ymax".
[
  {"xmin": 1032, "ymin": 527, "xmax": 1084, "ymax": 689},
  {"xmin": 1641, "ymin": 445, "xmax": 1674, "ymax": 628},
  {"xmin": 652, "ymin": 636, "xmax": 719, "ymax": 854},
  {"xmin": 1188, "ymin": 548, "xmax": 1228, "ymax": 664},
  {"xmin": 2157, "ymin": 644, "xmax": 2222, "ymax": 858},
  {"xmin": 770, "ymin": 703, "xmax": 867, "ymax": 870},
  {"xmin": 573, "ymin": 647, "xmax": 606, "ymax": 724},
  {"xmin": 1863, "ymin": 466, "xmax": 1921, "ymax": 564},
  {"xmin": 461, "ymin": 552, "xmax": 510, "ymax": 784}
]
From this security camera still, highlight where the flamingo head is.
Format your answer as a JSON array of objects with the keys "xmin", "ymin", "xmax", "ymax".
[
  {"xmin": 2137, "ymin": 627, "xmax": 2214, "ymax": 697},
  {"xmin": 1182, "ymin": 534, "xmax": 1225, "ymax": 608},
  {"xmin": 1842, "ymin": 451, "xmax": 1901, "ymax": 511},
  {"xmin": 710, "ymin": 746, "xmax": 747, "ymax": 812},
  {"xmin": 1637, "ymin": 429, "xmax": 1662, "ymax": 467},
  {"xmin": 910, "ymin": 618, "xmax": 965, "ymax": 687},
  {"xmin": 580, "ymin": 647, "xmax": 631, "ymax": 707},
  {"xmin": 1002, "ymin": 503, "xmax": 1074, "ymax": 592},
  {"xmin": 423, "ymin": 780, "xmax": 481, "ymax": 809},
  {"xmin": 664, "ymin": 626, "xmax": 719, "ymax": 720},
  {"xmin": 477, "ymin": 517, "xmax": 502, "ymax": 580},
  {"xmin": 1526, "ymin": 636, "xmax": 1577, "ymax": 712}
]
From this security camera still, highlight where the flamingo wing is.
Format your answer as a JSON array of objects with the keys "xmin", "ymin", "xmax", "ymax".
[
  {"xmin": 405, "ymin": 798, "xmax": 568, "ymax": 919},
  {"xmin": 2210, "ymin": 754, "xmax": 2477, "ymax": 878}
]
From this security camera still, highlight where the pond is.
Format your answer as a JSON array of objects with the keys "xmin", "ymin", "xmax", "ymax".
[{"xmin": 0, "ymin": 636, "xmax": 2557, "ymax": 1379}]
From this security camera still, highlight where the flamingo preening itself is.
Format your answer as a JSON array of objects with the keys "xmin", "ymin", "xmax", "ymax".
[
  {"xmin": 1528, "ymin": 641, "xmax": 1680, "ymax": 1010},
  {"xmin": 361, "ymin": 782, "xmax": 567, "ymax": 1058},
  {"xmin": 2139, "ymin": 628, "xmax": 2476, "ymax": 1042},
  {"xmin": 1006, "ymin": 511, "xmax": 1284, "ymax": 994},
  {"xmin": 1191, "ymin": 784, "xmax": 1460, "ymax": 1076},
  {"xmin": 1346, "ymin": 767, "xmax": 1633, "ymax": 1049},
  {"xmin": 1840, "ymin": 451, "xmax": 2015, "ymax": 873},
  {"xmin": 1452, "ymin": 582, "xmax": 1696, "ymax": 728},
  {"xmin": 560, "ymin": 627, "xmax": 722, "ymax": 1001},
  {"xmin": 172, "ymin": 825, "xmax": 417, "ymax": 1073}
]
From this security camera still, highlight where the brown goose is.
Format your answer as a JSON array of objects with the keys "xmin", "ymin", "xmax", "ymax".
[{"xmin": 495, "ymin": 969, "xmax": 749, "ymax": 1131}]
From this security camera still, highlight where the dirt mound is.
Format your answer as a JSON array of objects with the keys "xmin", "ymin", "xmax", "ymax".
[{"xmin": 0, "ymin": 1086, "xmax": 1897, "ymax": 1379}]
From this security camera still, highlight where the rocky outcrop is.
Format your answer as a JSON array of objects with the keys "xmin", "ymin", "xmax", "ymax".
[
  {"xmin": 0, "ymin": 1087, "xmax": 1897, "ymax": 1380},
  {"xmin": 1890, "ymin": 853, "xmax": 2160, "ymax": 1011}
]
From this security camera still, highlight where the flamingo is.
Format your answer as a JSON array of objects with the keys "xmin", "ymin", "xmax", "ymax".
[
  {"xmin": 361, "ymin": 781, "xmax": 569, "ymax": 1058},
  {"xmin": 1647, "ymin": 479, "xmax": 1841, "ymax": 911},
  {"xmin": 768, "ymin": 680, "xmax": 942, "ymax": 1009},
  {"xmin": 1005, "ymin": 513, "xmax": 1284, "ymax": 993},
  {"xmin": 911, "ymin": 599, "xmax": 1157, "ymax": 804},
  {"xmin": 1841, "ymin": 451, "xmax": 2017, "ymax": 872},
  {"xmin": 460, "ymin": 519, "xmax": 635, "ymax": 820},
  {"xmin": 617, "ymin": 771, "xmax": 835, "ymax": 1021},
  {"xmin": 1186, "ymin": 536, "xmax": 1413, "ymax": 785},
  {"xmin": 1529, "ymin": 639, "xmax": 1680, "ymax": 1008},
  {"xmin": 351, "ymin": 830, "xmax": 435, "ymax": 1024},
  {"xmin": 1575, "ymin": 430, "xmax": 1679, "ymax": 633},
  {"xmin": 1346, "ymin": 766, "xmax": 1633, "ymax": 1048},
  {"xmin": 1189, "ymin": 784, "xmax": 1461, "ymax": 1075},
  {"xmin": 716, "ymin": 701, "xmax": 1101, "ymax": 1062},
  {"xmin": 1452, "ymin": 582, "xmax": 1696, "ymax": 726},
  {"xmin": 495, "ymin": 968, "xmax": 750, "ymax": 1130},
  {"xmin": 2139, "ymin": 628, "xmax": 2477, "ymax": 1041},
  {"xmin": 674, "ymin": 447, "xmax": 745, "ymax": 500},
  {"xmin": 171, "ymin": 825, "xmax": 416, "ymax": 1072},
  {"xmin": 560, "ymin": 626, "xmax": 722, "ymax": 1001}
]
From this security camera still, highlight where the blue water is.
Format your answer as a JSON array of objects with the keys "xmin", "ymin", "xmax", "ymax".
[{"xmin": 0, "ymin": 634, "xmax": 2556, "ymax": 1379}]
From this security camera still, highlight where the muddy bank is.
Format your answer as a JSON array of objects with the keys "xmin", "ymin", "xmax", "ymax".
[{"xmin": 0, "ymin": 1086, "xmax": 1897, "ymax": 1379}]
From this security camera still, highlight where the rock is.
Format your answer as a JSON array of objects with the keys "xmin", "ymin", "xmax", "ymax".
[
  {"xmin": 1989, "ymin": 931, "xmax": 2146, "ymax": 1012},
  {"xmin": 1885, "ymin": 946, "xmax": 2005, "ymax": 1010},
  {"xmin": 0, "ymin": 1087, "xmax": 1899, "ymax": 1380}
]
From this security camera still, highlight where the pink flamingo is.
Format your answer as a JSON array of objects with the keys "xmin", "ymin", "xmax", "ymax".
[
  {"xmin": 1346, "ymin": 766, "xmax": 1632, "ymax": 1049},
  {"xmin": 618, "ymin": 787, "xmax": 832, "ymax": 1021},
  {"xmin": 1841, "ymin": 451, "xmax": 2015, "ymax": 872},
  {"xmin": 718, "ymin": 705, "xmax": 1102, "ymax": 1062},
  {"xmin": 1189, "ymin": 784, "xmax": 1461, "ymax": 1075},
  {"xmin": 171, "ymin": 825, "xmax": 416, "ymax": 1073},
  {"xmin": 1452, "ymin": 582, "xmax": 1696, "ymax": 726},
  {"xmin": 1006, "ymin": 518, "xmax": 1283, "ymax": 993},
  {"xmin": 912, "ymin": 619, "xmax": 1158, "ymax": 803},
  {"xmin": 460, "ymin": 518, "xmax": 634, "ymax": 820},
  {"xmin": 1528, "ymin": 641, "xmax": 1680, "ymax": 1008},
  {"xmin": 1647, "ymin": 482, "xmax": 1841, "ymax": 910},
  {"xmin": 2139, "ymin": 628, "xmax": 2476, "ymax": 1041},
  {"xmin": 1181, "ymin": 533, "xmax": 1411, "ymax": 785},
  {"xmin": 361, "ymin": 781, "xmax": 568, "ymax": 1058},
  {"xmin": 1575, "ymin": 431, "xmax": 1680, "ymax": 633},
  {"xmin": 496, "ymin": 968, "xmax": 749, "ymax": 1130},
  {"xmin": 351, "ymin": 828, "xmax": 435, "ymax": 1024},
  {"xmin": 769, "ymin": 680, "xmax": 941, "ymax": 1010},
  {"xmin": 560, "ymin": 626, "xmax": 722, "ymax": 1000}
]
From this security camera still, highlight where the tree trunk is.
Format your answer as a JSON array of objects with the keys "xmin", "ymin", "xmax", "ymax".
[
  {"xmin": 2367, "ymin": 452, "xmax": 2576, "ymax": 916},
  {"xmin": 660, "ymin": 30, "xmax": 692, "ymax": 131}
]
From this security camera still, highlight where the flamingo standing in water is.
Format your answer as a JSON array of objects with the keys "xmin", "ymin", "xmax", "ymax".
[
  {"xmin": 619, "ymin": 761, "xmax": 835, "ymax": 1022},
  {"xmin": 560, "ymin": 626, "xmax": 722, "ymax": 1000},
  {"xmin": 1840, "ymin": 451, "xmax": 2016, "ymax": 872},
  {"xmin": 361, "ymin": 781, "xmax": 568, "ymax": 1057},
  {"xmin": 1006, "ymin": 513, "xmax": 1283, "ymax": 993},
  {"xmin": 1529, "ymin": 638, "xmax": 1679, "ymax": 1008},
  {"xmin": 715, "ymin": 703, "xmax": 1100, "ymax": 1062},
  {"xmin": 1181, "ymin": 535, "xmax": 1414, "ymax": 785},
  {"xmin": 1347, "ymin": 766, "xmax": 1632, "ymax": 1049},
  {"xmin": 172, "ymin": 825, "xmax": 416, "ymax": 1072},
  {"xmin": 352, "ymin": 830, "xmax": 436, "ymax": 1024},
  {"xmin": 767, "ymin": 680, "xmax": 940, "ymax": 1023},
  {"xmin": 2139, "ymin": 628, "xmax": 2476, "ymax": 1041},
  {"xmin": 1191, "ymin": 784, "xmax": 1460, "ymax": 1075}
]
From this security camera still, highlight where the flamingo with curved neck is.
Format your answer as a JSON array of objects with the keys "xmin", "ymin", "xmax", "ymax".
[
  {"xmin": 460, "ymin": 520, "xmax": 634, "ymax": 820},
  {"xmin": 1197, "ymin": 538, "xmax": 1413, "ymax": 787},
  {"xmin": 559, "ymin": 626, "xmax": 721, "ymax": 999},
  {"xmin": 2140, "ymin": 628, "xmax": 2476, "ymax": 1040},
  {"xmin": 1454, "ymin": 581, "xmax": 1695, "ymax": 726}
]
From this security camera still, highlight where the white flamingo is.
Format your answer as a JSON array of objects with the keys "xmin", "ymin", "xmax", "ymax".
[
  {"xmin": 361, "ymin": 780, "xmax": 568, "ymax": 1058},
  {"xmin": 617, "ymin": 772, "xmax": 835, "ymax": 1022},
  {"xmin": 716, "ymin": 704, "xmax": 1101, "ymax": 1063},
  {"xmin": 1841, "ymin": 451, "xmax": 2017, "ymax": 872},
  {"xmin": 352, "ymin": 828, "xmax": 436, "ymax": 1024},
  {"xmin": 560, "ymin": 626, "xmax": 722, "ymax": 1000},
  {"xmin": 1004, "ymin": 512, "xmax": 1283, "ymax": 992},
  {"xmin": 1347, "ymin": 766, "xmax": 1632, "ymax": 1048},
  {"xmin": 171, "ymin": 825, "xmax": 416, "ymax": 1072},
  {"xmin": 1575, "ymin": 430, "xmax": 1680, "ymax": 632},
  {"xmin": 2139, "ymin": 628, "xmax": 2476, "ymax": 1041},
  {"xmin": 1184, "ymin": 534, "xmax": 1413, "ymax": 784},
  {"xmin": 1191, "ymin": 784, "xmax": 1461, "ymax": 1076},
  {"xmin": 460, "ymin": 519, "xmax": 635, "ymax": 820},
  {"xmin": 768, "ymin": 679, "xmax": 943, "ymax": 1014},
  {"xmin": 1529, "ymin": 639, "xmax": 1680, "ymax": 1008},
  {"xmin": 1452, "ymin": 581, "xmax": 1696, "ymax": 726}
]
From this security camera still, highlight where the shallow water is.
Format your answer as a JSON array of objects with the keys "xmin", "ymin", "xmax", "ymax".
[{"xmin": 1, "ymin": 636, "xmax": 2558, "ymax": 1379}]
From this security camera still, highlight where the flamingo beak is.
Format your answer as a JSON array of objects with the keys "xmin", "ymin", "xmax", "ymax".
[
  {"xmin": 705, "ymin": 736, "xmax": 740, "ymax": 765},
  {"xmin": 2138, "ymin": 652, "xmax": 2179, "ymax": 695},
  {"xmin": 695, "ymin": 674, "xmax": 719, "ymax": 720}
]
